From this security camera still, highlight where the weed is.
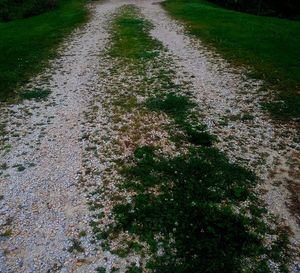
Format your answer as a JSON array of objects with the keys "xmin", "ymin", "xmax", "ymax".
[
  {"xmin": 126, "ymin": 265, "xmax": 142, "ymax": 273},
  {"xmin": 0, "ymin": 123, "xmax": 6, "ymax": 137},
  {"xmin": 241, "ymin": 112, "xmax": 255, "ymax": 121},
  {"xmin": 111, "ymin": 247, "xmax": 129, "ymax": 258},
  {"xmin": 20, "ymin": 88, "xmax": 51, "ymax": 101},
  {"xmin": 146, "ymin": 94, "xmax": 215, "ymax": 146},
  {"xmin": 101, "ymin": 241, "xmax": 110, "ymax": 251},
  {"xmin": 79, "ymin": 230, "xmax": 87, "ymax": 237},
  {"xmin": 146, "ymin": 93, "xmax": 195, "ymax": 118},
  {"xmin": 0, "ymin": 163, "xmax": 8, "ymax": 170},
  {"xmin": 95, "ymin": 267, "xmax": 106, "ymax": 273},
  {"xmin": 1, "ymin": 229, "xmax": 12, "ymax": 237},
  {"xmin": 95, "ymin": 230, "xmax": 108, "ymax": 241},
  {"xmin": 15, "ymin": 164, "xmax": 25, "ymax": 172},
  {"xmin": 68, "ymin": 239, "xmax": 84, "ymax": 253},
  {"xmin": 28, "ymin": 162, "xmax": 36, "ymax": 168},
  {"xmin": 111, "ymin": 267, "xmax": 119, "ymax": 273},
  {"xmin": 126, "ymin": 241, "xmax": 143, "ymax": 253}
]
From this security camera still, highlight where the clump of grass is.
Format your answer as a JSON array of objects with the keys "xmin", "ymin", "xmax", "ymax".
[
  {"xmin": 241, "ymin": 112, "xmax": 255, "ymax": 121},
  {"xmin": 79, "ymin": 230, "xmax": 87, "ymax": 237},
  {"xmin": 17, "ymin": 166, "xmax": 25, "ymax": 172},
  {"xmin": 20, "ymin": 88, "xmax": 51, "ymax": 101},
  {"xmin": 126, "ymin": 241, "xmax": 143, "ymax": 253},
  {"xmin": 96, "ymin": 266, "xmax": 106, "ymax": 273},
  {"xmin": 146, "ymin": 94, "xmax": 215, "ymax": 146},
  {"xmin": 125, "ymin": 87, "xmax": 289, "ymax": 273},
  {"xmin": 146, "ymin": 93, "xmax": 195, "ymax": 116},
  {"xmin": 95, "ymin": 267, "xmax": 106, "ymax": 273},
  {"xmin": 68, "ymin": 238, "xmax": 84, "ymax": 253},
  {"xmin": 0, "ymin": 162, "xmax": 8, "ymax": 170},
  {"xmin": 13, "ymin": 164, "xmax": 26, "ymax": 172},
  {"xmin": 263, "ymin": 94, "xmax": 300, "ymax": 121},
  {"xmin": 111, "ymin": 247, "xmax": 129, "ymax": 258},
  {"xmin": 1, "ymin": 229, "xmax": 12, "ymax": 237},
  {"xmin": 0, "ymin": 123, "xmax": 6, "ymax": 137},
  {"xmin": 110, "ymin": 78, "xmax": 290, "ymax": 272},
  {"xmin": 126, "ymin": 265, "xmax": 142, "ymax": 273},
  {"xmin": 110, "ymin": 5, "xmax": 162, "ymax": 60},
  {"xmin": 0, "ymin": 123, "xmax": 8, "ymax": 146}
]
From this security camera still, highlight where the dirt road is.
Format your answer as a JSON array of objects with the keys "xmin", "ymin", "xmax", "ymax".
[{"xmin": 0, "ymin": 1, "xmax": 299, "ymax": 272}]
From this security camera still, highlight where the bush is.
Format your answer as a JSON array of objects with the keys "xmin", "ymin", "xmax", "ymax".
[{"xmin": 0, "ymin": 0, "xmax": 57, "ymax": 21}]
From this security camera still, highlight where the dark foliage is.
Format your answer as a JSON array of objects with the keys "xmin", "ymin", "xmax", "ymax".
[
  {"xmin": 0, "ymin": 0, "xmax": 57, "ymax": 21},
  {"xmin": 114, "ymin": 144, "xmax": 289, "ymax": 273},
  {"xmin": 113, "ymin": 96, "xmax": 290, "ymax": 273},
  {"xmin": 209, "ymin": 0, "xmax": 300, "ymax": 19},
  {"xmin": 146, "ymin": 94, "xmax": 215, "ymax": 146}
]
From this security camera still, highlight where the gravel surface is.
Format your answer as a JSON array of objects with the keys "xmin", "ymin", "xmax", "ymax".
[
  {"xmin": 0, "ymin": 0, "xmax": 299, "ymax": 272},
  {"xmin": 0, "ymin": 2, "xmax": 113, "ymax": 272}
]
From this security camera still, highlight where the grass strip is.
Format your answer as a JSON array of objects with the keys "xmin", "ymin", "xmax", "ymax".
[
  {"xmin": 109, "ymin": 6, "xmax": 161, "ymax": 60},
  {"xmin": 98, "ymin": 6, "xmax": 291, "ymax": 273}
]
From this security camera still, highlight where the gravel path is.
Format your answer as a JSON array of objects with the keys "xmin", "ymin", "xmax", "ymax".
[
  {"xmin": 0, "ymin": 2, "xmax": 114, "ymax": 272},
  {"xmin": 0, "ymin": 0, "xmax": 299, "ymax": 272}
]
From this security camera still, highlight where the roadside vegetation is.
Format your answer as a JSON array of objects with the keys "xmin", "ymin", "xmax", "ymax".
[
  {"xmin": 0, "ymin": 0, "xmax": 88, "ymax": 101},
  {"xmin": 0, "ymin": 0, "xmax": 57, "ymax": 21},
  {"xmin": 86, "ymin": 6, "xmax": 291, "ymax": 273},
  {"xmin": 163, "ymin": 0, "xmax": 300, "ymax": 121},
  {"xmin": 207, "ymin": 0, "xmax": 300, "ymax": 19}
]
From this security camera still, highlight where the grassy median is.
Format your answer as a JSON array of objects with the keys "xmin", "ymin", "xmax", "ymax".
[{"xmin": 88, "ymin": 6, "xmax": 290, "ymax": 273}]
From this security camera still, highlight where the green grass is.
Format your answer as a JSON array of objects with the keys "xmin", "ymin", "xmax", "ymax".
[
  {"xmin": 146, "ymin": 94, "xmax": 215, "ymax": 146},
  {"xmin": 0, "ymin": 0, "xmax": 88, "ymax": 101},
  {"xmin": 126, "ymin": 265, "xmax": 142, "ymax": 273},
  {"xmin": 114, "ymin": 95, "xmax": 290, "ymax": 273},
  {"xmin": 115, "ymin": 145, "xmax": 289, "ymax": 273},
  {"xmin": 20, "ymin": 88, "xmax": 51, "ymax": 101},
  {"xmin": 95, "ymin": 267, "xmax": 106, "ymax": 273},
  {"xmin": 110, "ymin": 5, "xmax": 161, "ymax": 60},
  {"xmin": 163, "ymin": 0, "xmax": 300, "ymax": 121}
]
